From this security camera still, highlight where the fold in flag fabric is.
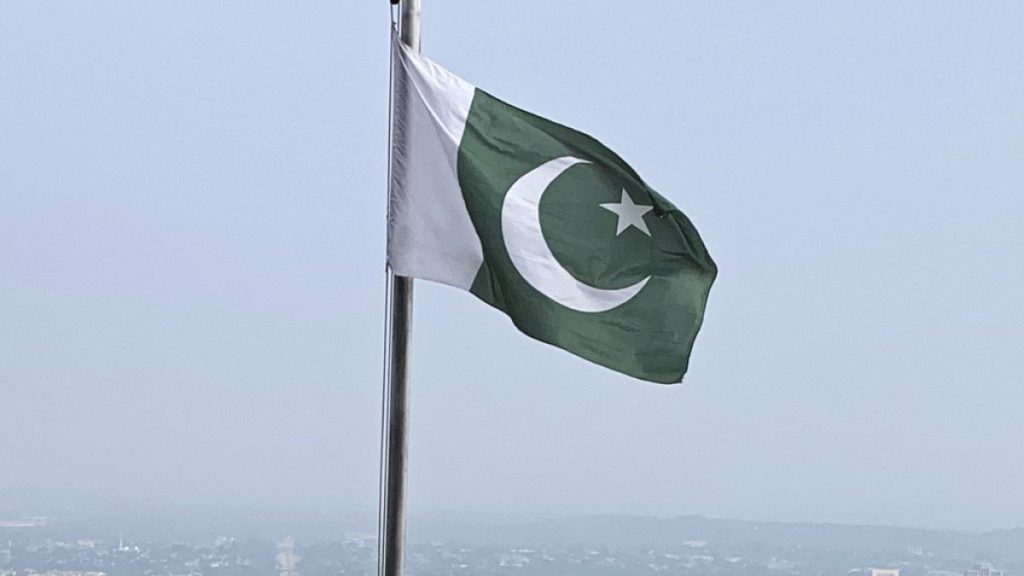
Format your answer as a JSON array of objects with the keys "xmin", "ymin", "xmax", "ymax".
[{"xmin": 387, "ymin": 34, "xmax": 717, "ymax": 383}]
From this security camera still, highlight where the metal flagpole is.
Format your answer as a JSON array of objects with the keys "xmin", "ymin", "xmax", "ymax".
[{"xmin": 381, "ymin": 2, "xmax": 419, "ymax": 576}]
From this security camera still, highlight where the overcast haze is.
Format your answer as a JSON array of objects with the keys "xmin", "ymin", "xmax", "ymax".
[{"xmin": 2, "ymin": 2, "xmax": 1023, "ymax": 532}]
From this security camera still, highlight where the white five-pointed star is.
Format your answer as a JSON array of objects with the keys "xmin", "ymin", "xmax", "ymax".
[{"xmin": 600, "ymin": 189, "xmax": 654, "ymax": 236}]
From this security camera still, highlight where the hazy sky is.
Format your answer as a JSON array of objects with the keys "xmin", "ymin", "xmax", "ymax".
[{"xmin": 2, "ymin": 2, "xmax": 1023, "ymax": 531}]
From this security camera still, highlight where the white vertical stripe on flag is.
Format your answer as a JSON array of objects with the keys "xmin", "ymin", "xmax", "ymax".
[{"xmin": 388, "ymin": 35, "xmax": 483, "ymax": 290}]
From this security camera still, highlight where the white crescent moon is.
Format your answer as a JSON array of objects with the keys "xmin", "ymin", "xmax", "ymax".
[{"xmin": 500, "ymin": 156, "xmax": 650, "ymax": 313}]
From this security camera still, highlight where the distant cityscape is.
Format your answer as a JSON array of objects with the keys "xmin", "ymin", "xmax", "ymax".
[{"xmin": 1, "ymin": 515, "xmax": 1020, "ymax": 576}]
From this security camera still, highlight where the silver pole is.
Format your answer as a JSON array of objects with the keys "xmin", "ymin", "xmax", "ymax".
[
  {"xmin": 381, "ymin": 279, "xmax": 412, "ymax": 576},
  {"xmin": 381, "ymin": 3, "xmax": 420, "ymax": 576},
  {"xmin": 400, "ymin": 0, "xmax": 421, "ymax": 50}
]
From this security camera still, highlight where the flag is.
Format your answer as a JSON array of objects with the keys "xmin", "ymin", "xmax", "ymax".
[{"xmin": 387, "ymin": 34, "xmax": 717, "ymax": 383}]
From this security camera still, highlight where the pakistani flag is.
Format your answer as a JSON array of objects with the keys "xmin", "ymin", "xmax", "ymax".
[{"xmin": 388, "ymin": 35, "xmax": 717, "ymax": 383}]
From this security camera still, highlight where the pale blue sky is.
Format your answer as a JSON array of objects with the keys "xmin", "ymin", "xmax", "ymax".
[{"xmin": 1, "ymin": 1, "xmax": 1022, "ymax": 531}]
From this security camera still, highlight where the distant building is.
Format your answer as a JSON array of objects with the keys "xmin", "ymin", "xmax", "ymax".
[
  {"xmin": 966, "ymin": 563, "xmax": 1004, "ymax": 576},
  {"xmin": 872, "ymin": 569, "xmax": 900, "ymax": 576},
  {"xmin": 276, "ymin": 536, "xmax": 300, "ymax": 576}
]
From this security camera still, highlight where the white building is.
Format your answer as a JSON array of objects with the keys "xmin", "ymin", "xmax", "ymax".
[{"xmin": 276, "ymin": 536, "xmax": 300, "ymax": 576}]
